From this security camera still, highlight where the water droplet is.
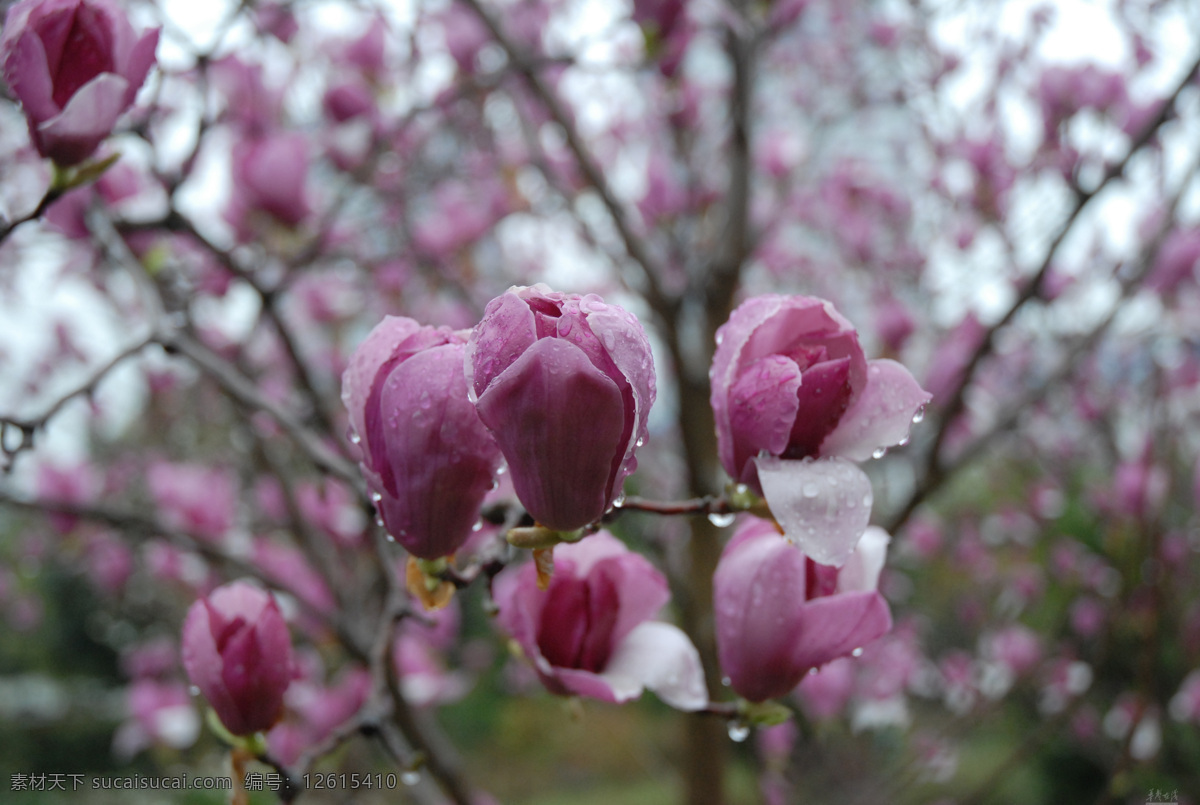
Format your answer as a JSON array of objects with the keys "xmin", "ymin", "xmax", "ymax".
[
  {"xmin": 897, "ymin": 435, "xmax": 910, "ymax": 447},
  {"xmin": 385, "ymin": 533, "xmax": 396, "ymax": 543},
  {"xmin": 401, "ymin": 771, "xmax": 421, "ymax": 786},
  {"xmin": 862, "ymin": 493, "xmax": 872, "ymax": 506},
  {"xmin": 912, "ymin": 405, "xmax": 926, "ymax": 424},
  {"xmin": 371, "ymin": 492, "xmax": 383, "ymax": 503},
  {"xmin": 708, "ymin": 512, "xmax": 736, "ymax": 527},
  {"xmin": 497, "ymin": 465, "xmax": 507, "ymax": 475},
  {"xmin": 872, "ymin": 447, "xmax": 888, "ymax": 459},
  {"xmin": 613, "ymin": 492, "xmax": 626, "ymax": 507},
  {"xmin": 472, "ymin": 520, "xmax": 484, "ymax": 532},
  {"xmin": 734, "ymin": 484, "xmax": 749, "ymax": 496},
  {"xmin": 807, "ymin": 667, "xmax": 818, "ymax": 676},
  {"xmin": 721, "ymin": 676, "xmax": 732, "ymax": 687},
  {"xmin": 558, "ymin": 317, "xmax": 573, "ymax": 336},
  {"xmin": 489, "ymin": 478, "xmax": 499, "ymax": 490},
  {"xmin": 727, "ymin": 721, "xmax": 751, "ymax": 742},
  {"xmin": 189, "ymin": 685, "xmax": 200, "ymax": 696},
  {"xmin": 419, "ymin": 391, "xmax": 431, "ymax": 410},
  {"xmin": 635, "ymin": 436, "xmax": 645, "ymax": 447},
  {"xmin": 851, "ymin": 647, "xmax": 864, "ymax": 657},
  {"xmin": 349, "ymin": 432, "xmax": 361, "ymax": 445},
  {"xmin": 716, "ymin": 332, "xmax": 724, "ymax": 345},
  {"xmin": 802, "ymin": 483, "xmax": 820, "ymax": 498},
  {"xmin": 375, "ymin": 515, "xmax": 385, "ymax": 527}
]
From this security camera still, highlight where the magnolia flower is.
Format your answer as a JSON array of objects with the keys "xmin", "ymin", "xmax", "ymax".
[
  {"xmin": 224, "ymin": 132, "xmax": 311, "ymax": 241},
  {"xmin": 342, "ymin": 316, "xmax": 502, "ymax": 559},
  {"xmin": 467, "ymin": 285, "xmax": 655, "ymax": 532},
  {"xmin": 0, "ymin": 0, "xmax": 158, "ymax": 165},
  {"xmin": 494, "ymin": 531, "xmax": 706, "ymax": 710},
  {"xmin": 710, "ymin": 294, "xmax": 929, "ymax": 565},
  {"xmin": 714, "ymin": 517, "xmax": 892, "ymax": 703},
  {"xmin": 181, "ymin": 582, "xmax": 294, "ymax": 736}
]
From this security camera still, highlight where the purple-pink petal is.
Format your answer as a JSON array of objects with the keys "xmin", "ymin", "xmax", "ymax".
[
  {"xmin": 36, "ymin": 71, "xmax": 128, "ymax": 163},
  {"xmin": 374, "ymin": 343, "xmax": 501, "ymax": 558},
  {"xmin": 789, "ymin": 591, "xmax": 892, "ymax": 672},
  {"xmin": 726, "ymin": 355, "xmax": 802, "ymax": 485},
  {"xmin": 474, "ymin": 337, "xmax": 625, "ymax": 531},
  {"xmin": 820, "ymin": 359, "xmax": 932, "ymax": 461}
]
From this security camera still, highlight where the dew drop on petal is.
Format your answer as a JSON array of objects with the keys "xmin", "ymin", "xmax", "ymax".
[
  {"xmin": 912, "ymin": 405, "xmax": 926, "ymax": 424},
  {"xmin": 188, "ymin": 685, "xmax": 200, "ymax": 696},
  {"xmin": 807, "ymin": 667, "xmax": 818, "ymax": 676},
  {"xmin": 872, "ymin": 447, "xmax": 888, "ymax": 459},
  {"xmin": 897, "ymin": 435, "xmax": 910, "ymax": 447},
  {"xmin": 727, "ymin": 721, "xmax": 751, "ymax": 742},
  {"xmin": 851, "ymin": 647, "xmax": 864, "ymax": 658},
  {"xmin": 497, "ymin": 465, "xmax": 507, "ymax": 475},
  {"xmin": 401, "ymin": 771, "xmax": 421, "ymax": 786},
  {"xmin": 613, "ymin": 492, "xmax": 626, "ymax": 507},
  {"xmin": 721, "ymin": 676, "xmax": 732, "ymax": 687},
  {"xmin": 375, "ymin": 515, "xmax": 385, "ymax": 527},
  {"xmin": 707, "ymin": 511, "xmax": 736, "ymax": 527},
  {"xmin": 349, "ymin": 431, "xmax": 361, "ymax": 445},
  {"xmin": 802, "ymin": 483, "xmax": 820, "ymax": 499},
  {"xmin": 385, "ymin": 533, "xmax": 396, "ymax": 543},
  {"xmin": 371, "ymin": 492, "xmax": 383, "ymax": 503},
  {"xmin": 635, "ymin": 436, "xmax": 645, "ymax": 447}
]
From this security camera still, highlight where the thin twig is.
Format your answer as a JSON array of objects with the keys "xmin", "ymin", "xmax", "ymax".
[{"xmin": 0, "ymin": 334, "xmax": 155, "ymax": 472}]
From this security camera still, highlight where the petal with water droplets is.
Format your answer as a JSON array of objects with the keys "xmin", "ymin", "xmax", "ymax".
[
  {"xmin": 820, "ymin": 359, "xmax": 932, "ymax": 461},
  {"xmin": 755, "ymin": 456, "xmax": 873, "ymax": 567}
]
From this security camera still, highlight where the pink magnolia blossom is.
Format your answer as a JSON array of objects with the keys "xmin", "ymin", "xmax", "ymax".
[
  {"xmin": 795, "ymin": 656, "xmax": 857, "ymax": 720},
  {"xmin": 181, "ymin": 581, "xmax": 294, "ymax": 736},
  {"xmin": 342, "ymin": 316, "xmax": 502, "ymax": 558},
  {"xmin": 225, "ymin": 132, "xmax": 311, "ymax": 240},
  {"xmin": 983, "ymin": 625, "xmax": 1041, "ymax": 676},
  {"xmin": 35, "ymin": 459, "xmax": 100, "ymax": 532},
  {"xmin": 467, "ymin": 286, "xmax": 655, "ymax": 532},
  {"xmin": 710, "ymin": 294, "xmax": 928, "ymax": 564},
  {"xmin": 148, "ymin": 461, "xmax": 237, "ymax": 541},
  {"xmin": 714, "ymin": 517, "xmax": 892, "ymax": 702},
  {"xmin": 494, "ymin": 531, "xmax": 706, "ymax": 709},
  {"xmin": 268, "ymin": 663, "xmax": 371, "ymax": 765},
  {"xmin": 0, "ymin": 0, "xmax": 158, "ymax": 165},
  {"xmin": 113, "ymin": 679, "xmax": 199, "ymax": 758}
]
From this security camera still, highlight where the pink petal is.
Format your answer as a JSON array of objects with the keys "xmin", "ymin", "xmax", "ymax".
[
  {"xmin": 820, "ymin": 359, "xmax": 931, "ymax": 461},
  {"xmin": 726, "ymin": 355, "xmax": 802, "ymax": 483},
  {"xmin": 714, "ymin": 526, "xmax": 811, "ymax": 701},
  {"xmin": 474, "ymin": 337, "xmax": 625, "ymax": 531},
  {"xmin": 790, "ymin": 591, "xmax": 892, "ymax": 671},
  {"xmin": 375, "ymin": 343, "xmax": 501, "ymax": 558},
  {"xmin": 4, "ymin": 28, "xmax": 58, "ymax": 122},
  {"xmin": 36, "ymin": 71, "xmax": 127, "ymax": 165},
  {"xmin": 119, "ymin": 27, "xmax": 159, "ymax": 106},
  {"xmin": 467, "ymin": 290, "xmax": 537, "ymax": 400},
  {"xmin": 755, "ymin": 456, "xmax": 873, "ymax": 567}
]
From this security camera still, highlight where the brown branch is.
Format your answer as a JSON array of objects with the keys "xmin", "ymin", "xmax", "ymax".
[
  {"xmin": 458, "ymin": 0, "xmax": 675, "ymax": 317},
  {"xmin": 0, "ymin": 185, "xmax": 63, "ymax": 245},
  {"xmin": 0, "ymin": 334, "xmax": 155, "ymax": 472},
  {"xmin": 897, "ymin": 50, "xmax": 1200, "ymax": 527},
  {"xmin": 160, "ymin": 330, "xmax": 364, "ymax": 493}
]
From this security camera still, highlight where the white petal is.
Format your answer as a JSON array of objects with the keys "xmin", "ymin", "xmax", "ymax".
[
  {"xmin": 600, "ymin": 622, "xmax": 708, "ymax": 711},
  {"xmin": 756, "ymin": 456, "xmax": 873, "ymax": 567},
  {"xmin": 837, "ymin": 526, "xmax": 890, "ymax": 593}
]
